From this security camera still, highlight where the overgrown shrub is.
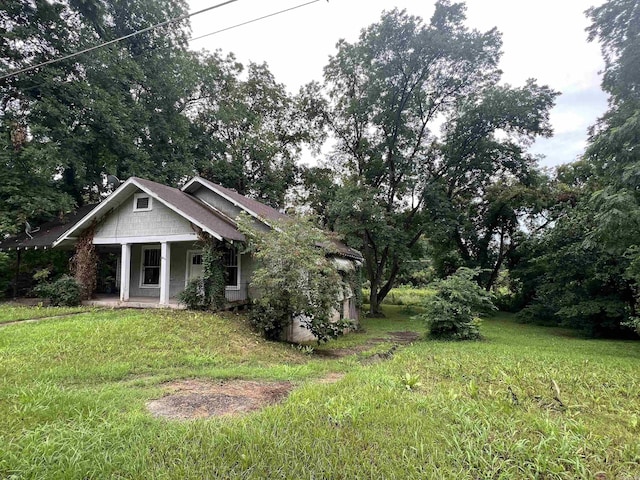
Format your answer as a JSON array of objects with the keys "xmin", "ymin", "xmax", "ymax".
[
  {"xmin": 178, "ymin": 278, "xmax": 209, "ymax": 310},
  {"xmin": 249, "ymin": 301, "xmax": 294, "ymax": 341},
  {"xmin": 178, "ymin": 235, "xmax": 226, "ymax": 311},
  {"xmin": 417, "ymin": 267, "xmax": 496, "ymax": 341},
  {"xmin": 239, "ymin": 215, "xmax": 349, "ymax": 343},
  {"xmin": 34, "ymin": 275, "xmax": 82, "ymax": 306}
]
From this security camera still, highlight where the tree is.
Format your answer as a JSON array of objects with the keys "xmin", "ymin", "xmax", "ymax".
[
  {"xmin": 425, "ymin": 82, "xmax": 557, "ymax": 289},
  {"xmin": 191, "ymin": 57, "xmax": 321, "ymax": 208},
  {"xmin": 315, "ymin": 3, "xmax": 554, "ymax": 315},
  {"xmin": 510, "ymin": 0, "xmax": 640, "ymax": 337},
  {"xmin": 513, "ymin": 201, "xmax": 635, "ymax": 336},
  {"xmin": 1, "ymin": 0, "xmax": 200, "ymax": 231}
]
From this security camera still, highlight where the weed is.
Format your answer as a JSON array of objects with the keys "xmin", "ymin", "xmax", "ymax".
[{"xmin": 401, "ymin": 372, "xmax": 422, "ymax": 391}]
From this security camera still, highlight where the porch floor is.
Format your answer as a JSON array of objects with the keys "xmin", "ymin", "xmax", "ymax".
[{"xmin": 83, "ymin": 294, "xmax": 185, "ymax": 310}]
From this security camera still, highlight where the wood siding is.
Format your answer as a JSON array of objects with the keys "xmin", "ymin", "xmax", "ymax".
[{"xmin": 94, "ymin": 191, "xmax": 193, "ymax": 241}]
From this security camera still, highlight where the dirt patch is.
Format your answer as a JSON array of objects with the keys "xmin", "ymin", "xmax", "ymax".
[{"xmin": 147, "ymin": 379, "xmax": 293, "ymax": 420}]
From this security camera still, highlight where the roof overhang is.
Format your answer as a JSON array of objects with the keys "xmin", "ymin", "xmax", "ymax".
[
  {"xmin": 54, "ymin": 178, "xmax": 227, "ymax": 247},
  {"xmin": 182, "ymin": 176, "xmax": 271, "ymax": 227}
]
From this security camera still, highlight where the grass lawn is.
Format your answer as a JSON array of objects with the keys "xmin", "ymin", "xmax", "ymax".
[{"xmin": 0, "ymin": 304, "xmax": 639, "ymax": 479}]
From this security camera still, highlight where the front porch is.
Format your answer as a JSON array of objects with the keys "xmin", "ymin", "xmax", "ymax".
[
  {"xmin": 107, "ymin": 240, "xmax": 249, "ymax": 307},
  {"xmin": 83, "ymin": 293, "xmax": 250, "ymax": 310}
]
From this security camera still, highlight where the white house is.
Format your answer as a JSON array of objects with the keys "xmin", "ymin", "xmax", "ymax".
[{"xmin": 1, "ymin": 176, "xmax": 363, "ymax": 341}]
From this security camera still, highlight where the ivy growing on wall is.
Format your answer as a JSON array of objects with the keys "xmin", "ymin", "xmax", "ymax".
[
  {"xmin": 179, "ymin": 231, "xmax": 226, "ymax": 311},
  {"xmin": 202, "ymin": 235, "xmax": 226, "ymax": 310},
  {"xmin": 71, "ymin": 223, "xmax": 97, "ymax": 300}
]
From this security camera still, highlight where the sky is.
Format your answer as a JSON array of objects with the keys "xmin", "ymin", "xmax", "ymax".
[{"xmin": 186, "ymin": 0, "xmax": 609, "ymax": 169}]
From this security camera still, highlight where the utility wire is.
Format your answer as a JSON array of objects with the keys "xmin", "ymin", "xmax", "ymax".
[
  {"xmin": 189, "ymin": 0, "xmax": 321, "ymax": 42},
  {"xmin": 4, "ymin": 0, "xmax": 325, "ymax": 95},
  {"xmin": 0, "ymin": 0, "xmax": 239, "ymax": 81}
]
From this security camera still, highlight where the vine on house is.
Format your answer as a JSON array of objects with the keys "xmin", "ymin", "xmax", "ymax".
[
  {"xmin": 179, "ymin": 231, "xmax": 226, "ymax": 311},
  {"xmin": 71, "ymin": 223, "xmax": 97, "ymax": 300}
]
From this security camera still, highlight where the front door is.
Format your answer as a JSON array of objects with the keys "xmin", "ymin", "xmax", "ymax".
[{"xmin": 187, "ymin": 251, "xmax": 204, "ymax": 284}]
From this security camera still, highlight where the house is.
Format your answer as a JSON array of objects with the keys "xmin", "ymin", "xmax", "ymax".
[{"xmin": 0, "ymin": 176, "xmax": 362, "ymax": 341}]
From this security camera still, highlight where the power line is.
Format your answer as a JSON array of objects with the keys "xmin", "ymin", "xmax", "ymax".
[
  {"xmin": 0, "ymin": 0, "xmax": 239, "ymax": 82},
  {"xmin": 3, "ymin": 0, "xmax": 325, "ymax": 95},
  {"xmin": 189, "ymin": 0, "xmax": 321, "ymax": 43}
]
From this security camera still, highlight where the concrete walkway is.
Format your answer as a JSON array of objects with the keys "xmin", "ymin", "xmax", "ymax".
[{"xmin": 0, "ymin": 310, "xmax": 96, "ymax": 328}]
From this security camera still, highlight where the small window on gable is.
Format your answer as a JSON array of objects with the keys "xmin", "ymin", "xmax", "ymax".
[{"xmin": 133, "ymin": 193, "xmax": 152, "ymax": 212}]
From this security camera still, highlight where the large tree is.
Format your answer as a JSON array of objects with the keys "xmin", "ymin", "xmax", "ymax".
[
  {"xmin": 191, "ymin": 56, "xmax": 320, "ymax": 208},
  {"xmin": 425, "ymin": 82, "xmax": 556, "ymax": 289},
  {"xmin": 512, "ymin": 0, "xmax": 640, "ymax": 337},
  {"xmin": 316, "ymin": 3, "xmax": 555, "ymax": 315},
  {"xmin": 0, "ymin": 0, "xmax": 199, "ymax": 232}
]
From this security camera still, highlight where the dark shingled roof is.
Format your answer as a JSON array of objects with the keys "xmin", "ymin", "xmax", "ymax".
[
  {"xmin": 324, "ymin": 239, "xmax": 364, "ymax": 262},
  {"xmin": 0, "ymin": 177, "xmax": 362, "ymax": 262},
  {"xmin": 132, "ymin": 178, "xmax": 245, "ymax": 242},
  {"xmin": 0, "ymin": 204, "xmax": 98, "ymax": 251},
  {"xmin": 189, "ymin": 178, "xmax": 362, "ymax": 260},
  {"xmin": 193, "ymin": 177, "xmax": 289, "ymax": 223}
]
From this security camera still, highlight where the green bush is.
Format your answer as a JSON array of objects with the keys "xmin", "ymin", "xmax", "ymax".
[
  {"xmin": 34, "ymin": 275, "xmax": 82, "ymax": 306},
  {"xmin": 239, "ymin": 215, "xmax": 348, "ymax": 343},
  {"xmin": 178, "ymin": 278, "xmax": 209, "ymax": 311},
  {"xmin": 417, "ymin": 268, "xmax": 496, "ymax": 341}
]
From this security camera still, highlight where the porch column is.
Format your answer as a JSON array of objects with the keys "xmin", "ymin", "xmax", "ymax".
[
  {"xmin": 159, "ymin": 241, "xmax": 171, "ymax": 305},
  {"xmin": 120, "ymin": 243, "xmax": 131, "ymax": 302}
]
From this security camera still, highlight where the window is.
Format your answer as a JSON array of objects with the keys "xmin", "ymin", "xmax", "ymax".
[
  {"xmin": 133, "ymin": 193, "xmax": 152, "ymax": 212},
  {"xmin": 223, "ymin": 246, "xmax": 239, "ymax": 289},
  {"xmin": 141, "ymin": 247, "xmax": 160, "ymax": 286}
]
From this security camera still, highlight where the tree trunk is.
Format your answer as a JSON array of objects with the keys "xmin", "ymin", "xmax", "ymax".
[{"xmin": 368, "ymin": 274, "xmax": 386, "ymax": 317}]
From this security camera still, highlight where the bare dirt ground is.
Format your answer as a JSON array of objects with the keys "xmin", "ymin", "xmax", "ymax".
[
  {"xmin": 147, "ymin": 379, "xmax": 293, "ymax": 420},
  {"xmin": 314, "ymin": 330, "xmax": 421, "ymax": 358},
  {"xmin": 147, "ymin": 331, "xmax": 420, "ymax": 421}
]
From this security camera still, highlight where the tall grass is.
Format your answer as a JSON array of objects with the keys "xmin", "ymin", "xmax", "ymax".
[
  {"xmin": 0, "ymin": 306, "xmax": 638, "ymax": 479},
  {"xmin": 362, "ymin": 286, "xmax": 435, "ymax": 306}
]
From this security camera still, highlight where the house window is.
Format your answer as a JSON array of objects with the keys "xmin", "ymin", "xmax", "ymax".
[
  {"xmin": 141, "ymin": 247, "xmax": 160, "ymax": 287},
  {"xmin": 223, "ymin": 246, "xmax": 240, "ymax": 289},
  {"xmin": 133, "ymin": 193, "xmax": 152, "ymax": 212}
]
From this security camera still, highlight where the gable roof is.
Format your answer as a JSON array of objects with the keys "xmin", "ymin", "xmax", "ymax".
[
  {"xmin": 133, "ymin": 178, "xmax": 244, "ymax": 242},
  {"xmin": 54, "ymin": 177, "xmax": 244, "ymax": 247},
  {"xmin": 0, "ymin": 204, "xmax": 97, "ymax": 251},
  {"xmin": 182, "ymin": 177, "xmax": 289, "ymax": 224}
]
